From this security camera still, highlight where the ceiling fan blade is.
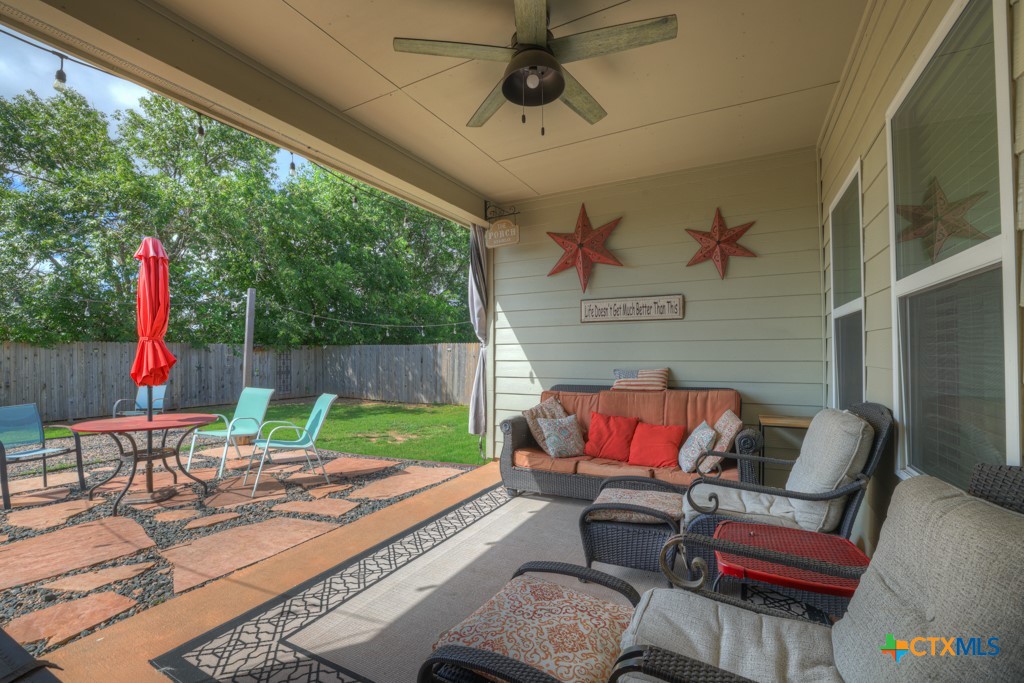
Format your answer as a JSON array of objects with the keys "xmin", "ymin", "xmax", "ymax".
[
  {"xmin": 467, "ymin": 80, "xmax": 508, "ymax": 127},
  {"xmin": 559, "ymin": 69, "xmax": 607, "ymax": 124},
  {"xmin": 514, "ymin": 0, "xmax": 548, "ymax": 46},
  {"xmin": 393, "ymin": 38, "xmax": 515, "ymax": 62},
  {"xmin": 550, "ymin": 15, "xmax": 678, "ymax": 64}
]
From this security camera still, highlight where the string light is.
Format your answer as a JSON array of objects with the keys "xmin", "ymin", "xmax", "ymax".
[
  {"xmin": 53, "ymin": 56, "xmax": 67, "ymax": 92},
  {"xmin": 289, "ymin": 152, "xmax": 297, "ymax": 178},
  {"xmin": 351, "ymin": 195, "xmax": 359, "ymax": 211},
  {"xmin": 195, "ymin": 115, "xmax": 206, "ymax": 146}
]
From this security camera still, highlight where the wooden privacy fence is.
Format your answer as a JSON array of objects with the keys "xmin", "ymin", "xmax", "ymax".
[{"xmin": 0, "ymin": 342, "xmax": 479, "ymax": 423}]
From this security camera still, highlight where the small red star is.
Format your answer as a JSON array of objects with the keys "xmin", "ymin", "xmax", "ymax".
[
  {"xmin": 686, "ymin": 208, "xmax": 756, "ymax": 279},
  {"xmin": 547, "ymin": 204, "xmax": 623, "ymax": 292},
  {"xmin": 896, "ymin": 178, "xmax": 987, "ymax": 263}
]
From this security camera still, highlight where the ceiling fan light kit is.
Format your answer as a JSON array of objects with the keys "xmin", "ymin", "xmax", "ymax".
[{"xmin": 394, "ymin": 0, "xmax": 677, "ymax": 134}]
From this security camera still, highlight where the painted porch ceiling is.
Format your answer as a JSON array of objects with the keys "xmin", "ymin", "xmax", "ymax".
[{"xmin": 151, "ymin": 0, "xmax": 864, "ymax": 203}]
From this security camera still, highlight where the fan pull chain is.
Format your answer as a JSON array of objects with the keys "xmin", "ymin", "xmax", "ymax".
[
  {"xmin": 522, "ymin": 79, "xmax": 526, "ymax": 124},
  {"xmin": 540, "ymin": 81, "xmax": 545, "ymax": 136}
]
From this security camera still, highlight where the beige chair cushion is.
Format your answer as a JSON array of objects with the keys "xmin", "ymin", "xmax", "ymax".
[
  {"xmin": 586, "ymin": 488, "xmax": 684, "ymax": 524},
  {"xmin": 620, "ymin": 588, "xmax": 841, "ymax": 682},
  {"xmin": 434, "ymin": 574, "xmax": 632, "ymax": 683},
  {"xmin": 832, "ymin": 475, "xmax": 1024, "ymax": 682},
  {"xmin": 682, "ymin": 482, "xmax": 803, "ymax": 529},
  {"xmin": 785, "ymin": 409, "xmax": 873, "ymax": 532}
]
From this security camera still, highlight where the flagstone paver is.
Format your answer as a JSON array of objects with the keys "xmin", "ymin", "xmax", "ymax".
[
  {"xmin": 44, "ymin": 562, "xmax": 155, "ymax": 592},
  {"xmin": 93, "ymin": 467, "xmax": 216, "ymax": 494},
  {"xmin": 6, "ymin": 499, "xmax": 102, "ymax": 530},
  {"xmin": 0, "ymin": 518, "xmax": 154, "ymax": 590},
  {"xmin": 4, "ymin": 592, "xmax": 136, "ymax": 647},
  {"xmin": 153, "ymin": 510, "xmax": 197, "ymax": 523},
  {"xmin": 183, "ymin": 512, "xmax": 240, "ymax": 530},
  {"xmin": 271, "ymin": 499, "xmax": 358, "ymax": 518},
  {"xmin": 285, "ymin": 473, "xmax": 337, "ymax": 489},
  {"xmin": 308, "ymin": 484, "xmax": 352, "ymax": 499},
  {"xmin": 349, "ymin": 466, "xmax": 464, "ymax": 500},
  {"xmin": 322, "ymin": 456, "xmax": 399, "ymax": 478},
  {"xmin": 9, "ymin": 489, "xmax": 70, "ymax": 508},
  {"xmin": 6, "ymin": 471, "xmax": 81, "ymax": 496},
  {"xmin": 126, "ymin": 488, "xmax": 199, "ymax": 511},
  {"xmin": 162, "ymin": 517, "xmax": 336, "ymax": 592},
  {"xmin": 205, "ymin": 475, "xmax": 287, "ymax": 509}
]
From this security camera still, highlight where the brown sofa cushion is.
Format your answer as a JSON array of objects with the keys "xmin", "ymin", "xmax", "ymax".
[
  {"xmin": 663, "ymin": 389, "xmax": 741, "ymax": 436},
  {"xmin": 513, "ymin": 448, "xmax": 591, "ymax": 474},
  {"xmin": 597, "ymin": 390, "xmax": 665, "ymax": 426},
  {"xmin": 653, "ymin": 465, "xmax": 740, "ymax": 487},
  {"xmin": 577, "ymin": 458, "xmax": 654, "ymax": 479}
]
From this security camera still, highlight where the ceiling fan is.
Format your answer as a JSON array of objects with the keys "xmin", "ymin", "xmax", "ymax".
[{"xmin": 393, "ymin": 0, "xmax": 677, "ymax": 133}]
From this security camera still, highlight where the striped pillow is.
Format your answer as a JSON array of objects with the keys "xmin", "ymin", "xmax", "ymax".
[{"xmin": 611, "ymin": 368, "xmax": 669, "ymax": 391}]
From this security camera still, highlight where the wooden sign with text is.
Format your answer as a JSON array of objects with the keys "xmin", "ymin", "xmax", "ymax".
[
  {"xmin": 485, "ymin": 219, "xmax": 520, "ymax": 248},
  {"xmin": 581, "ymin": 294, "xmax": 685, "ymax": 323}
]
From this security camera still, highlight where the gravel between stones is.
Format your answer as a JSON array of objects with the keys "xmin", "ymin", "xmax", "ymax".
[{"xmin": 0, "ymin": 431, "xmax": 476, "ymax": 656}]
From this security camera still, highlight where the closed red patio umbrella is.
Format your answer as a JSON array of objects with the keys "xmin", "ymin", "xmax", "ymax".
[{"xmin": 130, "ymin": 237, "xmax": 176, "ymax": 417}]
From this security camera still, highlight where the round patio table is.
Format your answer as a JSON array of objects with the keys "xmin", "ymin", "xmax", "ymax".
[{"xmin": 71, "ymin": 413, "xmax": 217, "ymax": 515}]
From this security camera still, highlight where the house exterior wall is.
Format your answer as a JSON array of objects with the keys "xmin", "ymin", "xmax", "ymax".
[{"xmin": 488, "ymin": 148, "xmax": 825, "ymax": 485}]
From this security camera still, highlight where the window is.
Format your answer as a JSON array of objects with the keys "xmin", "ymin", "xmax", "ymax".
[
  {"xmin": 887, "ymin": 0, "xmax": 1019, "ymax": 485},
  {"xmin": 829, "ymin": 167, "xmax": 864, "ymax": 409}
]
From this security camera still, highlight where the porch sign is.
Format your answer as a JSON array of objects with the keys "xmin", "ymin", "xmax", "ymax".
[
  {"xmin": 581, "ymin": 294, "xmax": 684, "ymax": 323},
  {"xmin": 485, "ymin": 219, "xmax": 520, "ymax": 248}
]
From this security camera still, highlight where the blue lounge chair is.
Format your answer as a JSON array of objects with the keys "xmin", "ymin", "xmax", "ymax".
[
  {"xmin": 0, "ymin": 404, "xmax": 85, "ymax": 510},
  {"xmin": 112, "ymin": 385, "xmax": 168, "ymax": 418},
  {"xmin": 243, "ymin": 393, "xmax": 337, "ymax": 496},
  {"xmin": 185, "ymin": 387, "xmax": 274, "ymax": 477}
]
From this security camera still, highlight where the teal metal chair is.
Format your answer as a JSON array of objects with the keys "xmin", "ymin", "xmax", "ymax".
[
  {"xmin": 0, "ymin": 404, "xmax": 85, "ymax": 509},
  {"xmin": 112, "ymin": 385, "xmax": 168, "ymax": 418},
  {"xmin": 186, "ymin": 387, "xmax": 275, "ymax": 477},
  {"xmin": 243, "ymin": 393, "xmax": 337, "ymax": 496}
]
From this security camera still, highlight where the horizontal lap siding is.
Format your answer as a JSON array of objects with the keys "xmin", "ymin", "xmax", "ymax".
[
  {"xmin": 491, "ymin": 148, "xmax": 825, "ymax": 470},
  {"xmin": 818, "ymin": 0, "xmax": 958, "ymax": 552}
]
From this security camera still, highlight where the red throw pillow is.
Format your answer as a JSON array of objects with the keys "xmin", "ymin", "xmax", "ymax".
[
  {"xmin": 584, "ymin": 412, "xmax": 639, "ymax": 461},
  {"xmin": 628, "ymin": 423, "xmax": 686, "ymax": 469}
]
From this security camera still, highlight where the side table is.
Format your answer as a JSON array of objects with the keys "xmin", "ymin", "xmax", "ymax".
[{"xmin": 757, "ymin": 414, "xmax": 813, "ymax": 483}]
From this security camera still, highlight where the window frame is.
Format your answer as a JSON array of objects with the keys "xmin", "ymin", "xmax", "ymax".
[
  {"xmin": 828, "ymin": 161, "xmax": 865, "ymax": 409},
  {"xmin": 885, "ymin": 0, "xmax": 1021, "ymax": 478}
]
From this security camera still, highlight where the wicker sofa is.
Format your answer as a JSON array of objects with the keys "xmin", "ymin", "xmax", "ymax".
[{"xmin": 499, "ymin": 385, "xmax": 763, "ymax": 500}]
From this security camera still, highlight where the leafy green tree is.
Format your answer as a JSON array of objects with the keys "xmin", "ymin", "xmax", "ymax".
[{"xmin": 0, "ymin": 89, "xmax": 470, "ymax": 347}]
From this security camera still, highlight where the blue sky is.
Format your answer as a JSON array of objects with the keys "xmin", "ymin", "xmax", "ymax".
[{"xmin": 0, "ymin": 28, "xmax": 304, "ymax": 181}]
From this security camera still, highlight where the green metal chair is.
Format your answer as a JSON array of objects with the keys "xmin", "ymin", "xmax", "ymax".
[
  {"xmin": 185, "ymin": 387, "xmax": 274, "ymax": 477},
  {"xmin": 243, "ymin": 393, "xmax": 337, "ymax": 496},
  {"xmin": 0, "ymin": 404, "xmax": 85, "ymax": 510},
  {"xmin": 112, "ymin": 385, "xmax": 168, "ymax": 418}
]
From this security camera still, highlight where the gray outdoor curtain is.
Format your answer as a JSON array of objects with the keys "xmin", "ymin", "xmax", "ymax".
[{"xmin": 468, "ymin": 224, "xmax": 488, "ymax": 437}]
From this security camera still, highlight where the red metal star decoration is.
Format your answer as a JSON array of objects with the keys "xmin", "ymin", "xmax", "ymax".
[
  {"xmin": 685, "ymin": 208, "xmax": 756, "ymax": 279},
  {"xmin": 896, "ymin": 178, "xmax": 987, "ymax": 263},
  {"xmin": 547, "ymin": 203, "xmax": 623, "ymax": 292}
]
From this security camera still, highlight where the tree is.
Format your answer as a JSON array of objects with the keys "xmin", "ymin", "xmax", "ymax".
[{"xmin": 0, "ymin": 89, "xmax": 471, "ymax": 347}]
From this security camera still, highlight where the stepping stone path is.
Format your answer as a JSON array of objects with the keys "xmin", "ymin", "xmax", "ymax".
[
  {"xmin": 8, "ymin": 489, "xmax": 70, "ymax": 508},
  {"xmin": 6, "ymin": 471, "xmax": 81, "ymax": 496},
  {"xmin": 6, "ymin": 499, "xmax": 102, "ymax": 530},
  {"xmin": 271, "ymin": 499, "xmax": 358, "ymax": 518},
  {"xmin": 308, "ymin": 484, "xmax": 352, "ymax": 499},
  {"xmin": 349, "ymin": 466, "xmax": 464, "ymax": 500},
  {"xmin": 183, "ymin": 512, "xmax": 240, "ymax": 530},
  {"xmin": 44, "ymin": 562, "xmax": 155, "ymax": 592},
  {"xmin": 322, "ymin": 456, "xmax": 399, "ymax": 478},
  {"xmin": 162, "ymin": 517, "xmax": 336, "ymax": 592},
  {"xmin": 127, "ymin": 488, "xmax": 200, "ymax": 511},
  {"xmin": 92, "ymin": 467, "xmax": 217, "ymax": 494},
  {"xmin": 0, "ymin": 517, "xmax": 154, "ymax": 590},
  {"xmin": 205, "ymin": 475, "xmax": 287, "ymax": 509},
  {"xmin": 286, "ymin": 473, "xmax": 337, "ymax": 489},
  {"xmin": 4, "ymin": 592, "xmax": 136, "ymax": 647},
  {"xmin": 153, "ymin": 510, "xmax": 197, "ymax": 523}
]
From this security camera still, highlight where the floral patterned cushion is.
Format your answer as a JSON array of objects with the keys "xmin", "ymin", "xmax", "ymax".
[
  {"xmin": 586, "ymin": 488, "xmax": 685, "ymax": 523},
  {"xmin": 536, "ymin": 415, "xmax": 586, "ymax": 458},
  {"xmin": 699, "ymin": 409, "xmax": 743, "ymax": 473},
  {"xmin": 678, "ymin": 421, "xmax": 718, "ymax": 472},
  {"xmin": 522, "ymin": 397, "xmax": 568, "ymax": 455},
  {"xmin": 434, "ymin": 574, "xmax": 632, "ymax": 683}
]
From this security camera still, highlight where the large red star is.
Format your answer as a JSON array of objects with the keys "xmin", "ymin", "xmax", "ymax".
[
  {"xmin": 686, "ymin": 208, "xmax": 756, "ymax": 279},
  {"xmin": 896, "ymin": 178, "xmax": 987, "ymax": 263},
  {"xmin": 547, "ymin": 204, "xmax": 623, "ymax": 292}
]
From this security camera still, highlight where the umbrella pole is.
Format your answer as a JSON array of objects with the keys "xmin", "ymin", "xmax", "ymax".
[{"xmin": 146, "ymin": 385, "xmax": 154, "ymax": 491}]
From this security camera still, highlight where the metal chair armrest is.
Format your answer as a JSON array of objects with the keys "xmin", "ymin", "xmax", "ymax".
[
  {"xmin": 256, "ymin": 420, "xmax": 298, "ymax": 438},
  {"xmin": 43, "ymin": 424, "xmax": 81, "ymax": 453},
  {"xmin": 420, "ymin": 644, "xmax": 560, "ymax": 683},
  {"xmin": 612, "ymin": 645, "xmax": 756, "ymax": 682},
  {"xmin": 226, "ymin": 416, "xmax": 262, "ymax": 435},
  {"xmin": 263, "ymin": 424, "xmax": 312, "ymax": 443},
  {"xmin": 201, "ymin": 414, "xmax": 231, "ymax": 431},
  {"xmin": 686, "ymin": 474, "xmax": 869, "ymax": 515},
  {"xmin": 512, "ymin": 561, "xmax": 641, "ymax": 606},
  {"xmin": 111, "ymin": 398, "xmax": 137, "ymax": 417}
]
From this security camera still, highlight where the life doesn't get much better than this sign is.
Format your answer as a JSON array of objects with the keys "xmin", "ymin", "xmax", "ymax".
[{"xmin": 581, "ymin": 295, "xmax": 684, "ymax": 323}]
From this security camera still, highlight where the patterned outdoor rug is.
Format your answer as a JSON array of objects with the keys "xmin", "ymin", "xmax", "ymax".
[{"xmin": 152, "ymin": 488, "xmax": 826, "ymax": 682}]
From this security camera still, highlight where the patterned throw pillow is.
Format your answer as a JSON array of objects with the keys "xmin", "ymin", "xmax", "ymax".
[
  {"xmin": 701, "ymin": 409, "xmax": 743, "ymax": 473},
  {"xmin": 536, "ymin": 415, "xmax": 585, "ymax": 458},
  {"xmin": 613, "ymin": 368, "xmax": 640, "ymax": 380},
  {"xmin": 610, "ymin": 367, "xmax": 670, "ymax": 391},
  {"xmin": 522, "ymin": 397, "xmax": 567, "ymax": 455},
  {"xmin": 678, "ymin": 421, "xmax": 718, "ymax": 472}
]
